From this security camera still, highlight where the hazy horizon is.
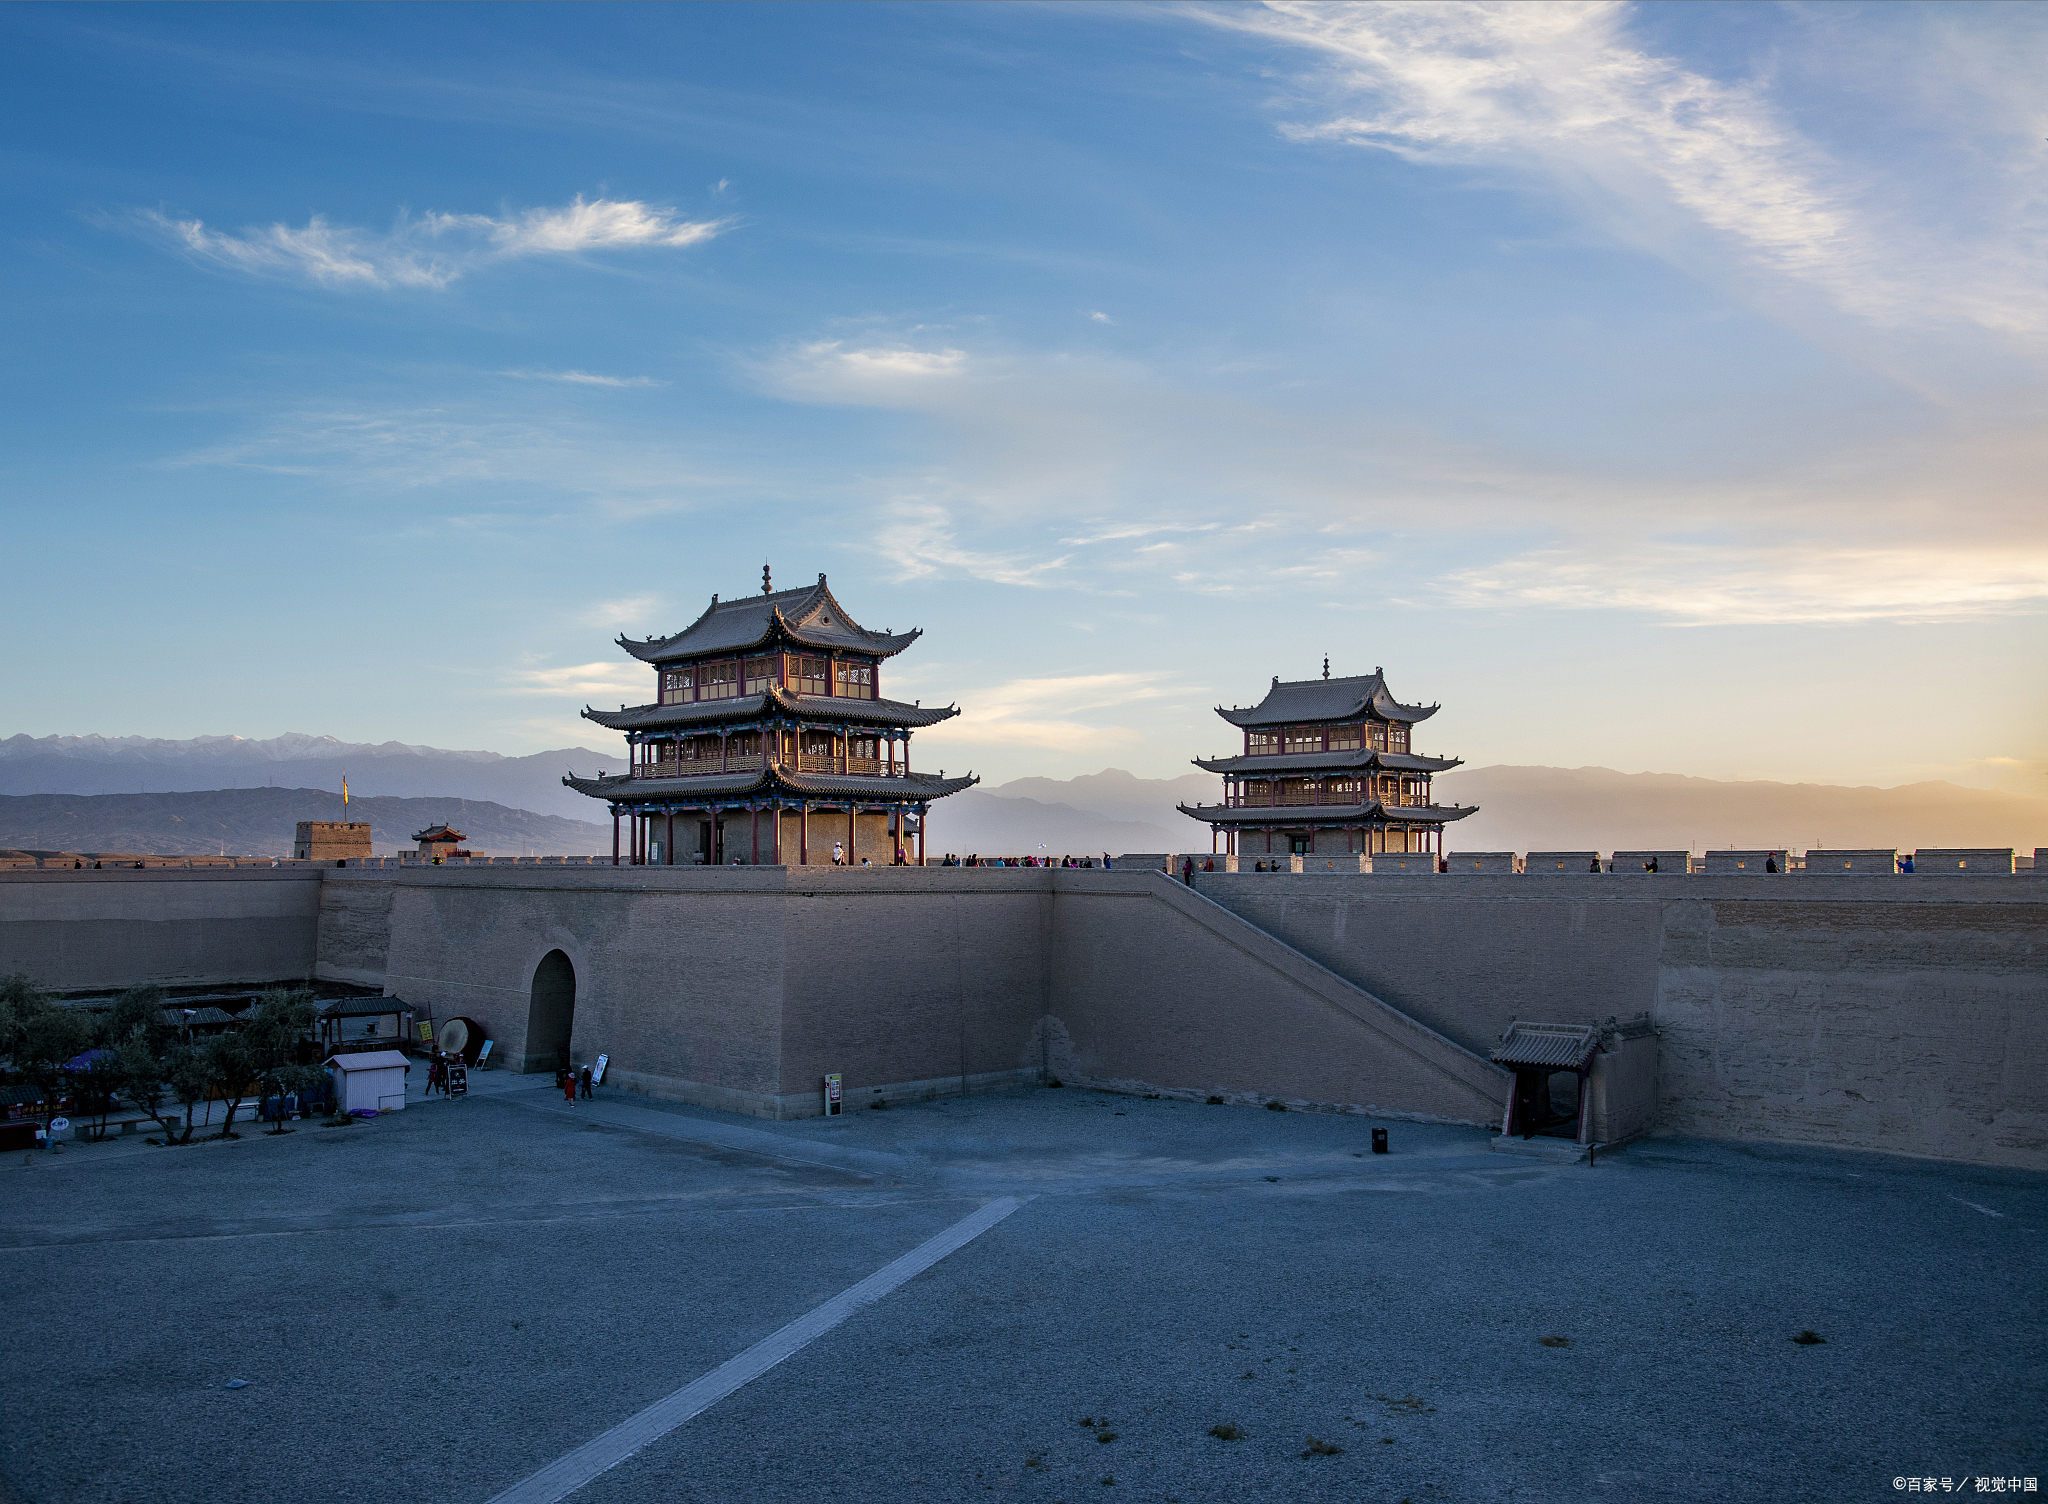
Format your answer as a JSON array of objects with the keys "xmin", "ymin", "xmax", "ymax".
[{"xmin": 2, "ymin": 5, "xmax": 2041, "ymax": 796}]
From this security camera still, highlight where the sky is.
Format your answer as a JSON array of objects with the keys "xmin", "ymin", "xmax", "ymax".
[{"xmin": 2, "ymin": 1, "xmax": 2043, "ymax": 794}]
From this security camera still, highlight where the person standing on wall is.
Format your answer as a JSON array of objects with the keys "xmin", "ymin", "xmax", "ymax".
[{"xmin": 578, "ymin": 1065, "xmax": 593, "ymax": 1100}]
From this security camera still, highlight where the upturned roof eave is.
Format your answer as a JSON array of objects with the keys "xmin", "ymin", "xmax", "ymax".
[
  {"xmin": 1190, "ymin": 751, "xmax": 1462, "ymax": 774},
  {"xmin": 615, "ymin": 578, "xmax": 923, "ymax": 665},
  {"xmin": 582, "ymin": 694, "xmax": 960, "ymax": 732},
  {"xmin": 562, "ymin": 767, "xmax": 978, "ymax": 804},
  {"xmin": 1175, "ymin": 801, "xmax": 1480, "ymax": 825}
]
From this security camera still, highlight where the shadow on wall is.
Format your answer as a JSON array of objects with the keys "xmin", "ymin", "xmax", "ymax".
[{"xmin": 525, "ymin": 949, "xmax": 575, "ymax": 1073}]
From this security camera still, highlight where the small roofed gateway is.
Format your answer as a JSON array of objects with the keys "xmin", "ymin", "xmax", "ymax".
[
  {"xmin": 1178, "ymin": 660, "xmax": 1477, "ymax": 860},
  {"xmin": 412, "ymin": 824, "xmax": 468, "ymax": 860},
  {"xmin": 1490, "ymin": 1015, "xmax": 1658, "ymax": 1161},
  {"xmin": 565, "ymin": 568, "xmax": 977, "ymax": 866},
  {"xmin": 327, "ymin": 1050, "xmax": 409, "ymax": 1114}
]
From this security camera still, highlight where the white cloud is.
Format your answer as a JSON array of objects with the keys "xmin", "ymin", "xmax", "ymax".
[
  {"xmin": 140, "ymin": 195, "xmax": 729, "ymax": 290},
  {"xmin": 1443, "ymin": 540, "xmax": 2048, "ymax": 627},
  {"xmin": 915, "ymin": 671, "xmax": 1171, "ymax": 754},
  {"xmin": 1089, "ymin": 311, "xmax": 1113, "ymax": 324},
  {"xmin": 772, "ymin": 341, "xmax": 969, "ymax": 401},
  {"xmin": 511, "ymin": 661, "xmax": 650, "ymax": 699},
  {"xmin": 1210, "ymin": 0, "xmax": 2048, "ymax": 334},
  {"xmin": 502, "ymin": 369, "xmax": 664, "ymax": 388},
  {"xmin": 873, "ymin": 501, "xmax": 1071, "ymax": 589}
]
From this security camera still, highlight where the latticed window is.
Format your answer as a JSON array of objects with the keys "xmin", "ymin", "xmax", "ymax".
[
  {"xmin": 1329, "ymin": 778, "xmax": 1359, "ymax": 802},
  {"xmin": 1328, "ymin": 724, "xmax": 1361, "ymax": 751},
  {"xmin": 1247, "ymin": 731, "xmax": 1280, "ymax": 755},
  {"xmin": 802, "ymin": 732, "xmax": 835, "ymax": 758},
  {"xmin": 1389, "ymin": 723, "xmax": 1409, "ymax": 752},
  {"xmin": 743, "ymin": 657, "xmax": 776, "ymax": 694},
  {"xmin": 659, "ymin": 668, "xmax": 694, "ymax": 705},
  {"xmin": 1369, "ymin": 722, "xmax": 1388, "ymax": 750},
  {"xmin": 835, "ymin": 660, "xmax": 875, "ymax": 699},
  {"xmin": 848, "ymin": 736, "xmax": 880, "ymax": 760},
  {"xmin": 1283, "ymin": 727, "xmax": 1323, "ymax": 754},
  {"xmin": 699, "ymin": 661, "xmax": 739, "ymax": 700},
  {"xmin": 790, "ymin": 656, "xmax": 829, "ymax": 696}
]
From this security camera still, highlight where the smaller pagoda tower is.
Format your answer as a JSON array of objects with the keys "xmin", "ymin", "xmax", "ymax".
[{"xmin": 1178, "ymin": 661, "xmax": 1476, "ymax": 861}]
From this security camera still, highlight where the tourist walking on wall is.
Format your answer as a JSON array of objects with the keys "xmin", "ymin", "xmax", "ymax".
[
  {"xmin": 563, "ymin": 1069, "xmax": 577, "ymax": 1103},
  {"xmin": 578, "ymin": 1065, "xmax": 593, "ymax": 1099},
  {"xmin": 1182, "ymin": 857, "xmax": 1195, "ymax": 885},
  {"xmin": 832, "ymin": 840, "xmax": 845, "ymax": 865}
]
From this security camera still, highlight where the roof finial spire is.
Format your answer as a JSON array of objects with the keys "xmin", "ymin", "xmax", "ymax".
[
  {"xmin": 1322, "ymin": 654, "xmax": 1330, "ymax": 680},
  {"xmin": 763, "ymin": 561, "xmax": 772, "ymax": 595}
]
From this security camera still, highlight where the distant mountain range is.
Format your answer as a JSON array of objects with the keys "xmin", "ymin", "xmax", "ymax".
[
  {"xmin": 2, "ymin": 734, "xmax": 2041, "ymax": 858},
  {"xmin": 0, "ymin": 733, "xmax": 625, "ymax": 821},
  {"xmin": 0, "ymin": 788, "xmax": 610, "ymax": 858}
]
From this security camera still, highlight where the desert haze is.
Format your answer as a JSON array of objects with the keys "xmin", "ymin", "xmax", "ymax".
[{"xmin": 0, "ymin": 736, "xmax": 2040, "ymax": 857}]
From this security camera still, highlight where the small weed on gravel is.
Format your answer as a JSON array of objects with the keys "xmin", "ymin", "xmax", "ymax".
[{"xmin": 1208, "ymin": 1423, "xmax": 1242, "ymax": 1440}]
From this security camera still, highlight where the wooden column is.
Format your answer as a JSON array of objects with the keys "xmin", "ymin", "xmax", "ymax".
[
  {"xmin": 849, "ymin": 805, "xmax": 858, "ymax": 864},
  {"xmin": 612, "ymin": 811, "xmax": 620, "ymax": 866},
  {"xmin": 917, "ymin": 804, "xmax": 927, "ymax": 865},
  {"xmin": 751, "ymin": 807, "xmax": 760, "ymax": 866},
  {"xmin": 799, "ymin": 803, "xmax": 809, "ymax": 865},
  {"xmin": 665, "ymin": 810, "xmax": 675, "ymax": 866}
]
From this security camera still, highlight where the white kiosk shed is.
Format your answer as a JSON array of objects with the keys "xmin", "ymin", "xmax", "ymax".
[{"xmin": 328, "ymin": 1051, "xmax": 410, "ymax": 1114}]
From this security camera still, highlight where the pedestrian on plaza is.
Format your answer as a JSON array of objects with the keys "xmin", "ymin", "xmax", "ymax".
[
  {"xmin": 563, "ymin": 1068, "xmax": 578, "ymax": 1103},
  {"xmin": 579, "ymin": 1065, "xmax": 593, "ymax": 1099}
]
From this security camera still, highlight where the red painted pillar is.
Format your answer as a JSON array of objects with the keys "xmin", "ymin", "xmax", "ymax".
[{"xmin": 751, "ymin": 807, "xmax": 760, "ymax": 866}]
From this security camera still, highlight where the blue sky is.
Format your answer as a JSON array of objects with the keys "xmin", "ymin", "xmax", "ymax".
[{"xmin": 3, "ymin": 1, "xmax": 2043, "ymax": 793}]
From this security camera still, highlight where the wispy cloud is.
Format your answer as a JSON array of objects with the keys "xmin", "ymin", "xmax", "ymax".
[
  {"xmin": 915, "ymin": 671, "xmax": 1172, "ymax": 754},
  {"xmin": 502, "ymin": 369, "xmax": 664, "ymax": 388},
  {"xmin": 138, "ymin": 194, "xmax": 729, "ymax": 289},
  {"xmin": 1444, "ymin": 540, "xmax": 2048, "ymax": 627},
  {"xmin": 874, "ymin": 501, "xmax": 1071, "ymax": 588},
  {"xmin": 511, "ymin": 661, "xmax": 649, "ymax": 699},
  {"xmin": 1210, "ymin": 1, "xmax": 2047, "ymax": 334}
]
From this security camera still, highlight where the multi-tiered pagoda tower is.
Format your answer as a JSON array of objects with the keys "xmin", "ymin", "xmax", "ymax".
[
  {"xmin": 565, "ymin": 570, "xmax": 975, "ymax": 865},
  {"xmin": 1178, "ymin": 663, "xmax": 1476, "ymax": 861}
]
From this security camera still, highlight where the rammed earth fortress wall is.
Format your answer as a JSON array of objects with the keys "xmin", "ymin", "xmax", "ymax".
[{"xmin": 1, "ymin": 866, "xmax": 2041, "ymax": 1167}]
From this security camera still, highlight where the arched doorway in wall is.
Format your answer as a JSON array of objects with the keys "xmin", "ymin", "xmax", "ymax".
[{"xmin": 526, "ymin": 950, "xmax": 576, "ymax": 1073}]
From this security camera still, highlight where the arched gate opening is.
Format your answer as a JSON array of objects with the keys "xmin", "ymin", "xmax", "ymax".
[{"xmin": 525, "ymin": 950, "xmax": 576, "ymax": 1073}]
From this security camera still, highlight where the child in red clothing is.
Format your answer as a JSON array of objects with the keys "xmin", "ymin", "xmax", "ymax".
[{"xmin": 563, "ymin": 1071, "xmax": 577, "ymax": 1103}]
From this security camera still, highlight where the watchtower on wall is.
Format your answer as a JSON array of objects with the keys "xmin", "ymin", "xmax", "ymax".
[
  {"xmin": 1178, "ymin": 662, "xmax": 1476, "ymax": 860},
  {"xmin": 565, "ymin": 568, "xmax": 977, "ymax": 866},
  {"xmin": 294, "ymin": 821, "xmax": 371, "ymax": 861}
]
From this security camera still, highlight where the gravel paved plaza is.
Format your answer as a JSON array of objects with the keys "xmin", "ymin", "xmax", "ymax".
[{"xmin": 2, "ymin": 1076, "xmax": 2042, "ymax": 1504}]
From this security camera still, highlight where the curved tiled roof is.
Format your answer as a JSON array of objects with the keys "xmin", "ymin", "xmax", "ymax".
[
  {"xmin": 616, "ymin": 576, "xmax": 921, "ymax": 664},
  {"xmin": 1215, "ymin": 672, "xmax": 1438, "ymax": 729},
  {"xmin": 563, "ymin": 767, "xmax": 977, "ymax": 806},
  {"xmin": 1175, "ymin": 800, "xmax": 1478, "ymax": 827},
  {"xmin": 1191, "ymin": 750, "xmax": 1460, "ymax": 775},
  {"xmin": 583, "ymin": 688, "xmax": 960, "ymax": 734}
]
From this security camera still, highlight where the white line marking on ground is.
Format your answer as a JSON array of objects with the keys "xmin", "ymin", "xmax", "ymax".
[
  {"xmin": 481, "ymin": 1195, "xmax": 1026, "ymax": 1504},
  {"xmin": 1949, "ymin": 1195, "xmax": 2005, "ymax": 1218}
]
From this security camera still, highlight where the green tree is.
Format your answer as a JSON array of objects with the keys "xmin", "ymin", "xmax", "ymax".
[
  {"xmin": 166, "ymin": 1042, "xmax": 212, "ymax": 1144},
  {"xmin": 202, "ymin": 1031, "xmax": 259, "ymax": 1139},
  {"xmin": 115, "ymin": 1029, "xmax": 185, "ymax": 1142},
  {"xmin": 243, "ymin": 987, "xmax": 321, "ymax": 1132}
]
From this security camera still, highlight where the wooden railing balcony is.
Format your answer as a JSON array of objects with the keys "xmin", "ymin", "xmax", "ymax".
[{"xmin": 846, "ymin": 756, "xmax": 881, "ymax": 775}]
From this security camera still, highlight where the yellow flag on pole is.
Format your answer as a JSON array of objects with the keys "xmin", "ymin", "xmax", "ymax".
[{"xmin": 342, "ymin": 774, "xmax": 349, "ymax": 806}]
